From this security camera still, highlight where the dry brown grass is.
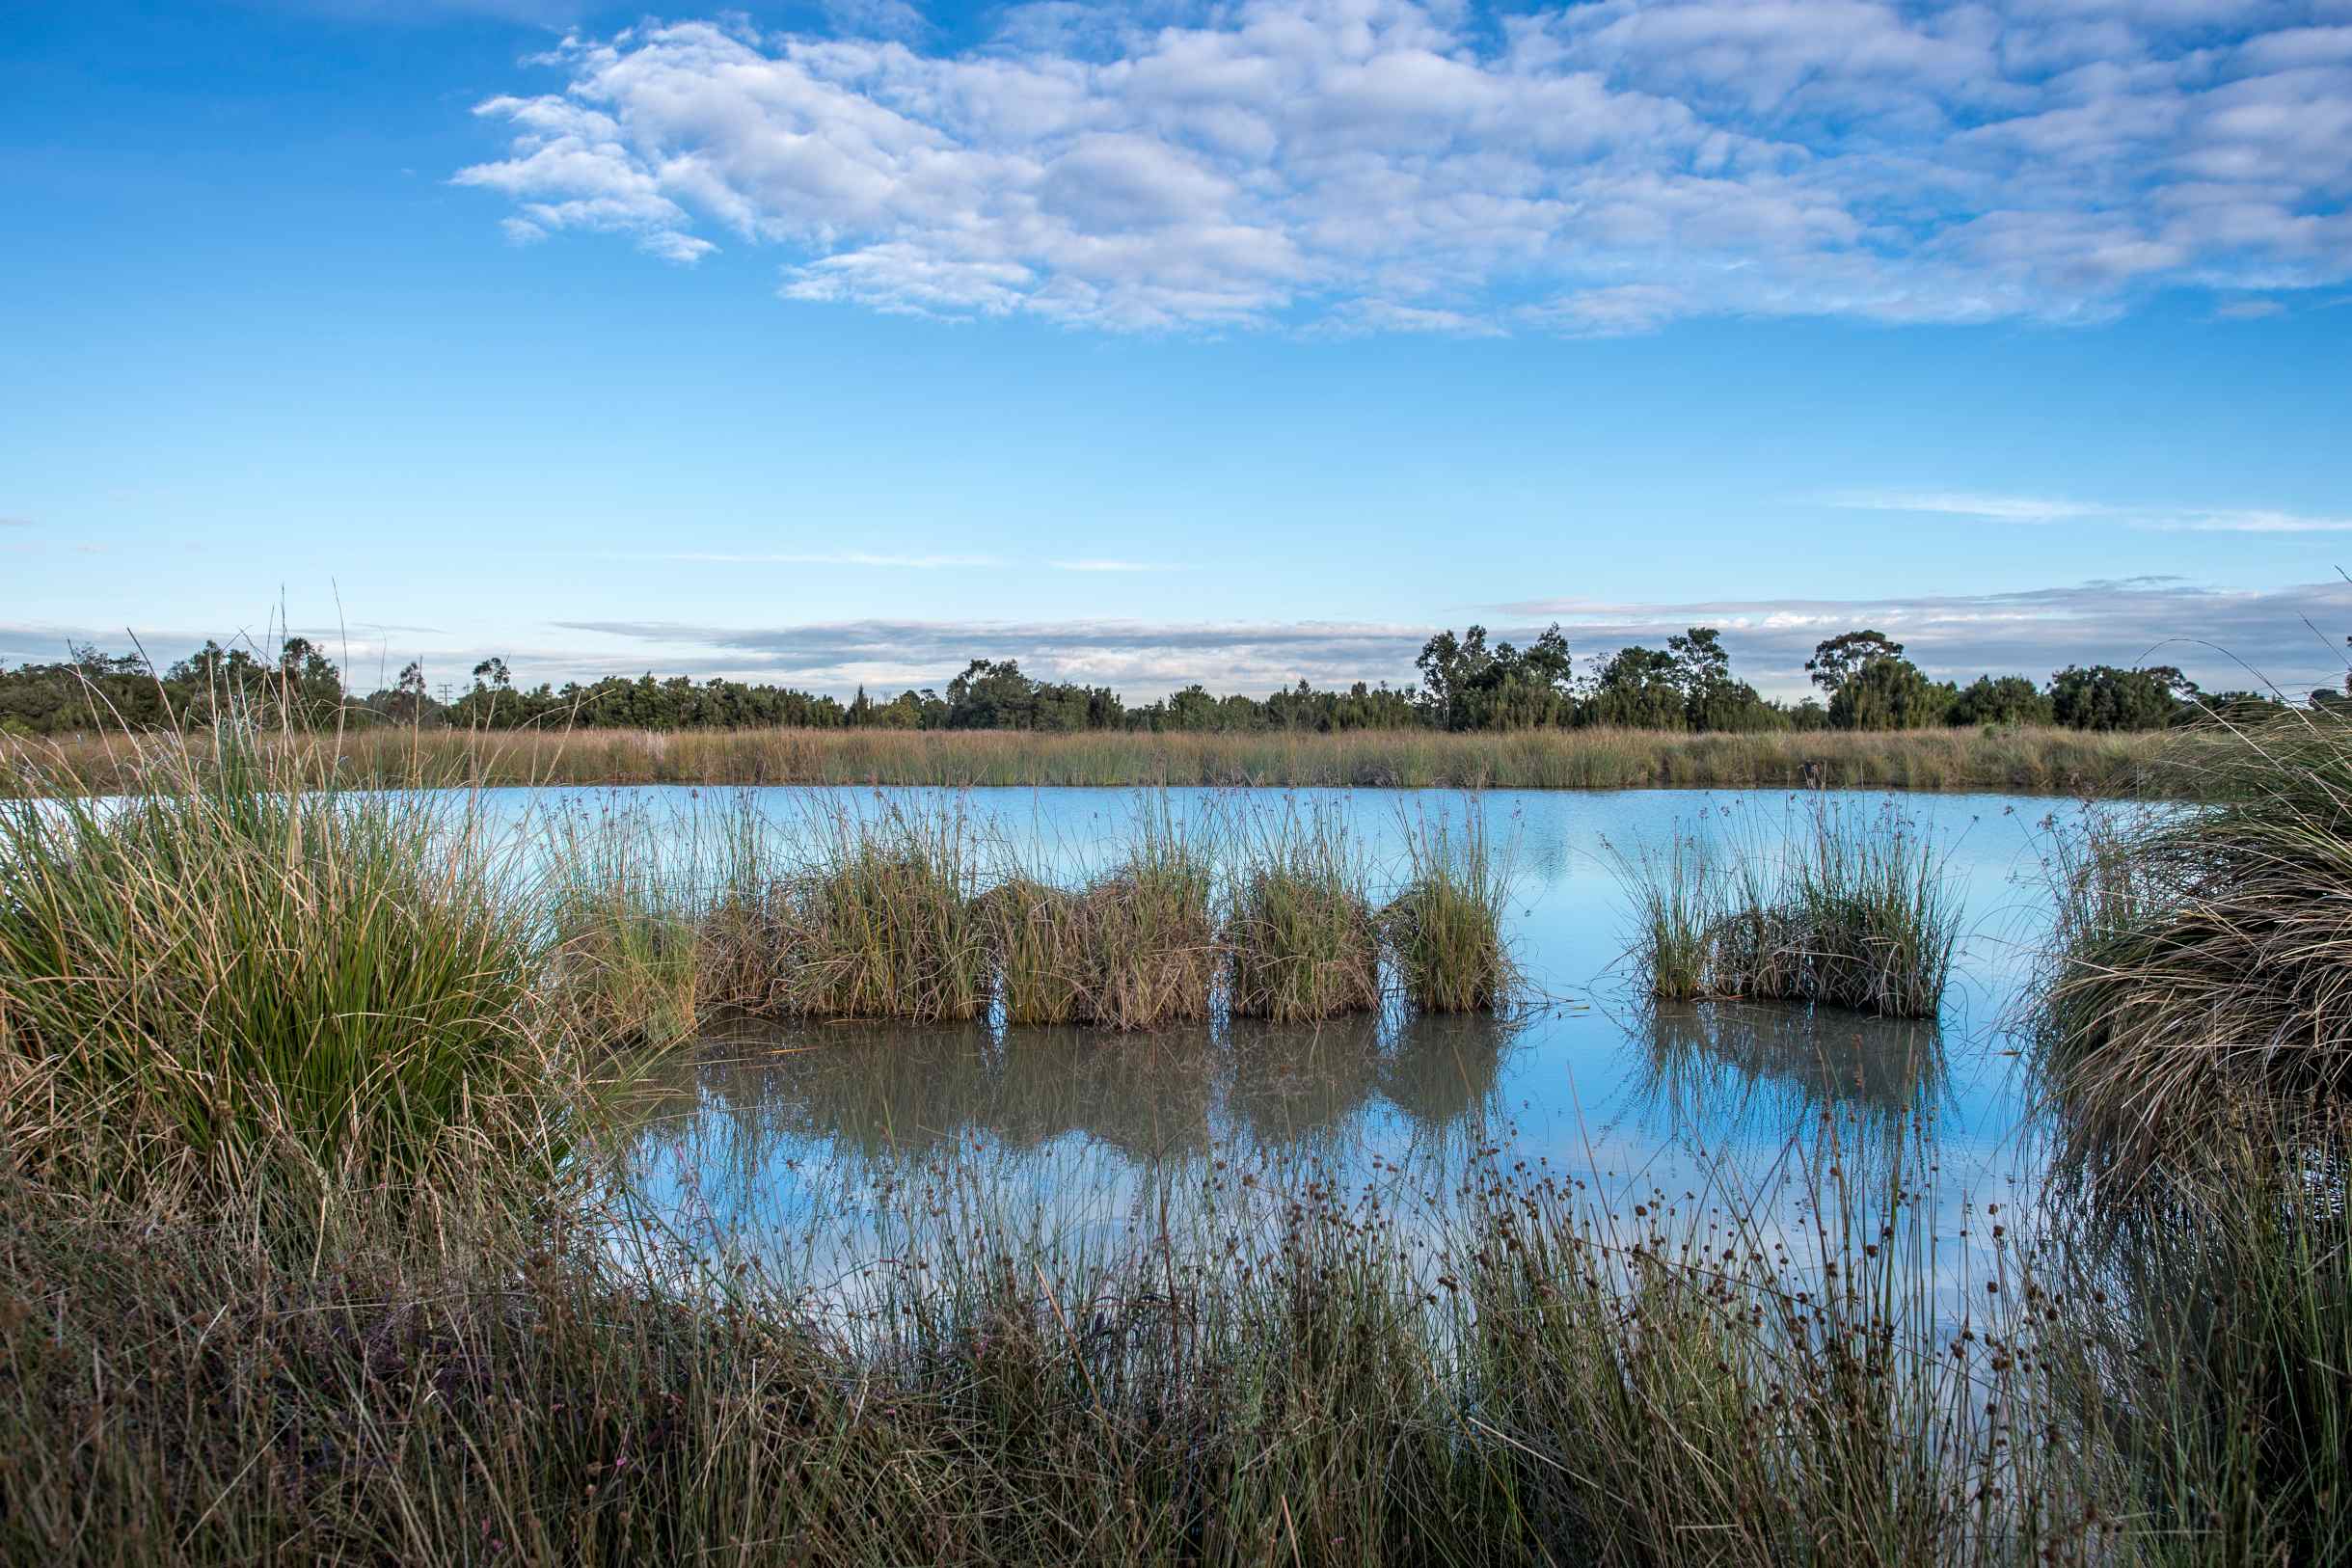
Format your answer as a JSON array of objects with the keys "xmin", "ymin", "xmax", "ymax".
[{"xmin": 10, "ymin": 720, "xmax": 2205, "ymax": 797}]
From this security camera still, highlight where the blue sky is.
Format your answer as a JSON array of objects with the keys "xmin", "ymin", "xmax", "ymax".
[{"xmin": 4, "ymin": 0, "xmax": 2350, "ymax": 700}]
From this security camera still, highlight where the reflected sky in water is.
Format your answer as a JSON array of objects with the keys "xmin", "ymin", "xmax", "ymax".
[{"xmin": 570, "ymin": 786, "xmax": 2087, "ymax": 1304}]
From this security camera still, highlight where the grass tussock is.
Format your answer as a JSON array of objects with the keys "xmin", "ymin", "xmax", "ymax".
[
  {"xmin": 778, "ymin": 800, "xmax": 992, "ymax": 1023},
  {"xmin": 0, "ymin": 728, "xmax": 555, "ymax": 1195},
  {"xmin": 985, "ymin": 806, "xmax": 1221, "ymax": 1030},
  {"xmin": 2037, "ymin": 716, "xmax": 2352, "ymax": 1183},
  {"xmin": 1614, "ymin": 798, "xmax": 1960, "ymax": 1018},
  {"xmin": 534, "ymin": 792, "xmax": 1518, "ymax": 1034},
  {"xmin": 13, "ymin": 721, "xmax": 2206, "ymax": 798},
  {"xmin": 1225, "ymin": 805, "xmax": 1383, "ymax": 1023},
  {"xmin": 1381, "ymin": 808, "xmax": 1515, "ymax": 1013}
]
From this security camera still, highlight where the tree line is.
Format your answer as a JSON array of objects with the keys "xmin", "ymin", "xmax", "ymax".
[{"xmin": 0, "ymin": 626, "xmax": 2311, "ymax": 741}]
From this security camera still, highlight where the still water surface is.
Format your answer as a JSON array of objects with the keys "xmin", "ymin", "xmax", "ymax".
[{"xmin": 567, "ymin": 786, "xmax": 2089, "ymax": 1305}]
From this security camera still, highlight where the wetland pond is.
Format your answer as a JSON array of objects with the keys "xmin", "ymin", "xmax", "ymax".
[{"xmin": 551, "ymin": 786, "xmax": 2091, "ymax": 1314}]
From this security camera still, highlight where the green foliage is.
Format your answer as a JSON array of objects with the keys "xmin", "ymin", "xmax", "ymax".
[
  {"xmin": 1829, "ymin": 657, "xmax": 1956, "ymax": 730},
  {"xmin": 1, "ymin": 624, "xmax": 2249, "ymax": 743},
  {"xmin": 1950, "ymin": 673, "xmax": 2055, "ymax": 727},
  {"xmin": 1226, "ymin": 807, "xmax": 1383, "ymax": 1022},
  {"xmin": 1414, "ymin": 622, "xmax": 1577, "ymax": 730},
  {"xmin": 2047, "ymin": 663, "xmax": 2199, "ymax": 731}
]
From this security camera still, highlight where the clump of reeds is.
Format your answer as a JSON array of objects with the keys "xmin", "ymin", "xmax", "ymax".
[
  {"xmin": 1611, "ymin": 798, "xmax": 1959, "ymax": 1019},
  {"xmin": 1382, "ymin": 809, "xmax": 1515, "ymax": 1013},
  {"xmin": 982, "ymin": 877, "xmax": 1093, "ymax": 1026},
  {"xmin": 543, "ymin": 804, "xmax": 703, "ymax": 1048},
  {"xmin": 981, "ymin": 803, "xmax": 1218, "ymax": 1031},
  {"xmin": 1615, "ymin": 831, "xmax": 1720, "ymax": 1001},
  {"xmin": 2044, "ymin": 1117, "xmax": 2352, "ymax": 1563},
  {"xmin": 1068, "ymin": 802, "xmax": 1220, "ymax": 1030},
  {"xmin": 0, "ymin": 724, "xmax": 554, "ymax": 1194},
  {"xmin": 777, "ymin": 798, "xmax": 990, "ymax": 1022},
  {"xmin": 1224, "ymin": 805, "xmax": 1381, "ymax": 1022},
  {"xmin": 2036, "ymin": 716, "xmax": 2352, "ymax": 1182}
]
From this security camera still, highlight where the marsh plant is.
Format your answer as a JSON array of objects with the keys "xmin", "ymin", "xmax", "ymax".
[
  {"xmin": 776, "ymin": 798, "xmax": 993, "ymax": 1023},
  {"xmin": 1381, "ymin": 807, "xmax": 1516, "ymax": 1013},
  {"xmin": 0, "ymin": 726, "xmax": 554, "ymax": 1195},
  {"xmin": 2035, "ymin": 716, "xmax": 2352, "ymax": 1184},
  {"xmin": 984, "ymin": 801, "xmax": 1221, "ymax": 1030},
  {"xmin": 1614, "ymin": 798, "xmax": 1960, "ymax": 1018},
  {"xmin": 1225, "ymin": 802, "xmax": 1383, "ymax": 1023}
]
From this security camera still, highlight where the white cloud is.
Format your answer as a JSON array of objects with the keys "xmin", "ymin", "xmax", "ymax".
[
  {"xmin": 454, "ymin": 3, "xmax": 2352, "ymax": 333},
  {"xmin": 1825, "ymin": 490, "xmax": 2352, "ymax": 531},
  {"xmin": 1047, "ymin": 558, "xmax": 1186, "ymax": 572},
  {"xmin": 555, "ymin": 576, "xmax": 2352, "ymax": 700},
  {"xmin": 623, "ymin": 550, "xmax": 1003, "ymax": 568}
]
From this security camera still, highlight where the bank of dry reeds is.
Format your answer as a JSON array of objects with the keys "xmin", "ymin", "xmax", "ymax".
[{"xmin": 11, "ymin": 720, "xmax": 2204, "ymax": 798}]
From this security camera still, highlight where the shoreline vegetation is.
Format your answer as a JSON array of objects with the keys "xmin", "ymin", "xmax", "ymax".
[
  {"xmin": 9, "ymin": 720, "xmax": 2222, "ymax": 797},
  {"xmin": 3, "ymin": 716, "xmax": 2347, "ymax": 1562}
]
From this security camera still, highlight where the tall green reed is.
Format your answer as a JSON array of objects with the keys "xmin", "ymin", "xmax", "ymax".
[
  {"xmin": 1612, "ymin": 798, "xmax": 1960, "ymax": 1018},
  {"xmin": 0, "ymin": 724, "xmax": 554, "ymax": 1194},
  {"xmin": 1225, "ymin": 802, "xmax": 1382, "ymax": 1023},
  {"xmin": 1381, "ymin": 805, "xmax": 1516, "ymax": 1013}
]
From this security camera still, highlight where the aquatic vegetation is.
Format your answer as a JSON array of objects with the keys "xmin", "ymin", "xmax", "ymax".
[
  {"xmin": 0, "ymin": 727, "xmax": 552, "ymax": 1194},
  {"xmin": 2037, "ymin": 716, "xmax": 2352, "ymax": 1182},
  {"xmin": 1225, "ymin": 805, "xmax": 1383, "ymax": 1023},
  {"xmin": 1614, "ymin": 798, "xmax": 1960, "ymax": 1018},
  {"xmin": 778, "ymin": 800, "xmax": 992, "ymax": 1023},
  {"xmin": 0, "ymin": 1134, "xmax": 2107, "ymax": 1568},
  {"xmin": 1381, "ymin": 807, "xmax": 1515, "ymax": 1013},
  {"xmin": 10, "ymin": 723, "xmax": 2349, "ymax": 1564},
  {"xmin": 983, "ymin": 802, "xmax": 1220, "ymax": 1030}
]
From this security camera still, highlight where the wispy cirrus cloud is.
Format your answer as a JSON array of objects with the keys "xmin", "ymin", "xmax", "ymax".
[
  {"xmin": 1046, "ymin": 558, "xmax": 1186, "ymax": 573},
  {"xmin": 617, "ymin": 550, "xmax": 1188, "ymax": 571},
  {"xmin": 621, "ymin": 550, "xmax": 1002, "ymax": 569},
  {"xmin": 455, "ymin": 3, "xmax": 2352, "ymax": 334},
  {"xmin": 1825, "ymin": 491, "xmax": 2352, "ymax": 533}
]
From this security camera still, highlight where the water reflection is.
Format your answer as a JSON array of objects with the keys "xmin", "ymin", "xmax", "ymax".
[
  {"xmin": 1633, "ymin": 999, "xmax": 1945, "ymax": 1131},
  {"xmin": 625, "ymin": 1008, "xmax": 1519, "ymax": 1171}
]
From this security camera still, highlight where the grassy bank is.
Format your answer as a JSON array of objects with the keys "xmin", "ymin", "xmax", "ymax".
[{"xmin": 11, "ymin": 720, "xmax": 2207, "ymax": 797}]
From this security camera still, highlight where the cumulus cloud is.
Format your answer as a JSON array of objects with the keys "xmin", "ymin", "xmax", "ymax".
[
  {"xmin": 554, "ymin": 577, "xmax": 2352, "ymax": 700},
  {"xmin": 454, "ymin": 2, "xmax": 2352, "ymax": 332}
]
